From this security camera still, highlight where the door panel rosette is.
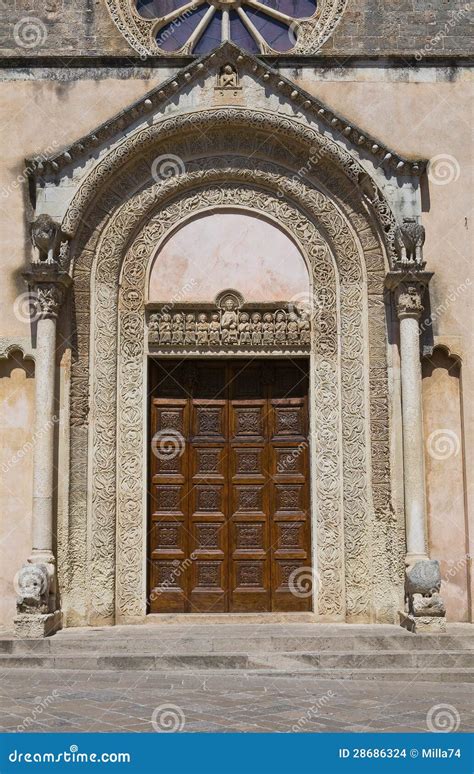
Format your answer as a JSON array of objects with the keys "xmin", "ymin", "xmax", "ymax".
[{"xmin": 105, "ymin": 0, "xmax": 348, "ymax": 57}]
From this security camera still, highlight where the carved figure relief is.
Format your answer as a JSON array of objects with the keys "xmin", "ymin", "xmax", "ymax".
[{"xmin": 148, "ymin": 290, "xmax": 311, "ymax": 352}]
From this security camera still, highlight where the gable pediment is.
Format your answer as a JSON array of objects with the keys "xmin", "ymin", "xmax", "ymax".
[{"xmin": 28, "ymin": 42, "xmax": 425, "ymax": 187}]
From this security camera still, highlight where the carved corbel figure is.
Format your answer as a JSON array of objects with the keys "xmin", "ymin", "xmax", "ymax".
[
  {"xmin": 395, "ymin": 218, "xmax": 426, "ymax": 267},
  {"xmin": 31, "ymin": 214, "xmax": 61, "ymax": 264}
]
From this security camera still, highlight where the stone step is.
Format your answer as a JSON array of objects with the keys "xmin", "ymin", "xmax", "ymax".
[
  {"xmin": 0, "ymin": 653, "xmax": 472, "ymax": 682},
  {"xmin": 0, "ymin": 650, "xmax": 472, "ymax": 674},
  {"xmin": 2, "ymin": 633, "xmax": 473, "ymax": 655}
]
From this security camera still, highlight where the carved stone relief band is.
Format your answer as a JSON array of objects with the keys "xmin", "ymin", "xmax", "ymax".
[{"xmin": 147, "ymin": 290, "xmax": 311, "ymax": 354}]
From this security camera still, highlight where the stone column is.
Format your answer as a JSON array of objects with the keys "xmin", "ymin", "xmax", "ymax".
[
  {"xmin": 386, "ymin": 270, "xmax": 446, "ymax": 632},
  {"xmin": 14, "ymin": 262, "xmax": 71, "ymax": 638}
]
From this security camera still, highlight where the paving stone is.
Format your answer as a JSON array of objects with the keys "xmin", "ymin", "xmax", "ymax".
[{"xmin": 1, "ymin": 667, "xmax": 473, "ymax": 733}]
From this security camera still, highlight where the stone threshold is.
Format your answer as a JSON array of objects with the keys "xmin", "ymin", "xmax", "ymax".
[{"xmin": 145, "ymin": 613, "xmax": 320, "ymax": 626}]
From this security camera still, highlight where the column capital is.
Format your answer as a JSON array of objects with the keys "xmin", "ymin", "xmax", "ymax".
[
  {"xmin": 385, "ymin": 270, "xmax": 433, "ymax": 321},
  {"xmin": 23, "ymin": 264, "xmax": 72, "ymax": 319}
]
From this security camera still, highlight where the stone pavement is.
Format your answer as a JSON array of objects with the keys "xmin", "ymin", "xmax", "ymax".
[{"xmin": 1, "ymin": 668, "xmax": 473, "ymax": 733}]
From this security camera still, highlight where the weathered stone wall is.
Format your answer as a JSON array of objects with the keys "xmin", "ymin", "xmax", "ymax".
[{"xmin": 0, "ymin": 0, "xmax": 471, "ymax": 58}]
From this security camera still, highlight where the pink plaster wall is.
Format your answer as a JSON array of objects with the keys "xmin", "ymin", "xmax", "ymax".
[
  {"xmin": 148, "ymin": 211, "xmax": 309, "ymax": 303},
  {"xmin": 0, "ymin": 358, "xmax": 35, "ymax": 630},
  {"xmin": 422, "ymin": 351, "xmax": 470, "ymax": 622}
]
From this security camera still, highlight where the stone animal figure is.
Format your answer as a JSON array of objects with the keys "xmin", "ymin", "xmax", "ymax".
[
  {"xmin": 16, "ymin": 563, "xmax": 50, "ymax": 614},
  {"xmin": 395, "ymin": 218, "xmax": 426, "ymax": 265},
  {"xmin": 31, "ymin": 214, "xmax": 60, "ymax": 264},
  {"xmin": 405, "ymin": 559, "xmax": 445, "ymax": 617}
]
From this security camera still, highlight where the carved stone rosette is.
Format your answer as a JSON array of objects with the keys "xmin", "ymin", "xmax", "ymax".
[{"xmin": 147, "ymin": 290, "xmax": 311, "ymax": 355}]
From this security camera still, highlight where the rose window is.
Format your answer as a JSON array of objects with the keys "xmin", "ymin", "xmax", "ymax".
[{"xmin": 135, "ymin": 0, "xmax": 317, "ymax": 54}]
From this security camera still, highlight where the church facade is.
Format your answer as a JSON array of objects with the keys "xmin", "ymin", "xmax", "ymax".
[{"xmin": 0, "ymin": 0, "xmax": 472, "ymax": 637}]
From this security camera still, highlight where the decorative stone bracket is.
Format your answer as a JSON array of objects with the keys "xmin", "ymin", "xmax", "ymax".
[{"xmin": 147, "ymin": 289, "xmax": 311, "ymax": 355}]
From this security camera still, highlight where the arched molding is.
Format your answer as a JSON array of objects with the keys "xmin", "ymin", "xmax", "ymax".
[
  {"xmin": 0, "ymin": 339, "xmax": 35, "ymax": 363},
  {"xmin": 62, "ymin": 114, "xmax": 401, "ymax": 626},
  {"xmin": 65, "ymin": 165, "xmax": 400, "ymax": 632},
  {"xmin": 61, "ymin": 108, "xmax": 398, "ymax": 266}
]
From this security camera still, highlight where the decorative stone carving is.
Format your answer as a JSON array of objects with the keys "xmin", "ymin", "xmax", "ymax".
[
  {"xmin": 395, "ymin": 218, "xmax": 426, "ymax": 267},
  {"xmin": 31, "ymin": 215, "xmax": 60, "ymax": 264},
  {"xmin": 14, "ymin": 563, "xmax": 62, "ymax": 638},
  {"xmin": 148, "ymin": 290, "xmax": 311, "ymax": 353},
  {"xmin": 36, "ymin": 283, "xmax": 66, "ymax": 318},
  {"xmin": 216, "ymin": 63, "xmax": 240, "ymax": 92},
  {"xmin": 103, "ymin": 3, "xmax": 348, "ymax": 58},
  {"xmin": 16, "ymin": 564, "xmax": 50, "ymax": 614},
  {"xmin": 403, "ymin": 559, "xmax": 447, "ymax": 631},
  {"xmin": 62, "ymin": 120, "xmax": 396, "ymax": 627},
  {"xmin": 386, "ymin": 272, "xmax": 432, "ymax": 321},
  {"xmin": 395, "ymin": 283, "xmax": 424, "ymax": 319},
  {"xmin": 406, "ymin": 558, "xmax": 442, "ymax": 598}
]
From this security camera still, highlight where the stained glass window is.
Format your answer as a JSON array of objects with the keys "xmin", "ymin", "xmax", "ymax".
[{"xmin": 136, "ymin": 1, "xmax": 317, "ymax": 54}]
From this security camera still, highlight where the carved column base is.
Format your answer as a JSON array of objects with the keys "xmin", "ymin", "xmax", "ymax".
[
  {"xmin": 401, "ymin": 559, "xmax": 447, "ymax": 634},
  {"xmin": 14, "ymin": 610, "xmax": 62, "ymax": 639},
  {"xmin": 399, "ymin": 611, "xmax": 447, "ymax": 634}
]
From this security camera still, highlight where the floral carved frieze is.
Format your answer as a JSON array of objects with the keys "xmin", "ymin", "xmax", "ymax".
[{"xmin": 147, "ymin": 290, "xmax": 311, "ymax": 354}]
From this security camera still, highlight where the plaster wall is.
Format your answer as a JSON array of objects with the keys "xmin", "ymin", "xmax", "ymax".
[
  {"xmin": 148, "ymin": 211, "xmax": 310, "ymax": 303},
  {"xmin": 0, "ymin": 358, "xmax": 34, "ymax": 629}
]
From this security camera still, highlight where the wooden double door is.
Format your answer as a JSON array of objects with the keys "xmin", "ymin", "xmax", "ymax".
[{"xmin": 148, "ymin": 360, "xmax": 312, "ymax": 613}]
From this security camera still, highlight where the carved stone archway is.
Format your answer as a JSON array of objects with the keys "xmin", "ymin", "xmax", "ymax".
[{"xmin": 60, "ymin": 111, "xmax": 402, "ymax": 628}]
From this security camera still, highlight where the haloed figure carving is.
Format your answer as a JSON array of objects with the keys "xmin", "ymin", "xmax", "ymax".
[{"xmin": 147, "ymin": 290, "xmax": 312, "ymax": 351}]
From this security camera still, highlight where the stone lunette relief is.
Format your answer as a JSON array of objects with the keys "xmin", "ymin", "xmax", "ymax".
[{"xmin": 147, "ymin": 291, "xmax": 311, "ymax": 352}]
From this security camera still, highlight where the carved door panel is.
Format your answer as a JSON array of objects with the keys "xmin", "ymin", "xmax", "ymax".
[
  {"xmin": 188, "ymin": 400, "xmax": 228, "ymax": 612},
  {"xmin": 229, "ymin": 400, "xmax": 270, "ymax": 611},
  {"xmin": 268, "ymin": 398, "xmax": 311, "ymax": 611},
  {"xmin": 149, "ymin": 360, "xmax": 312, "ymax": 613},
  {"xmin": 149, "ymin": 399, "xmax": 189, "ymax": 613}
]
